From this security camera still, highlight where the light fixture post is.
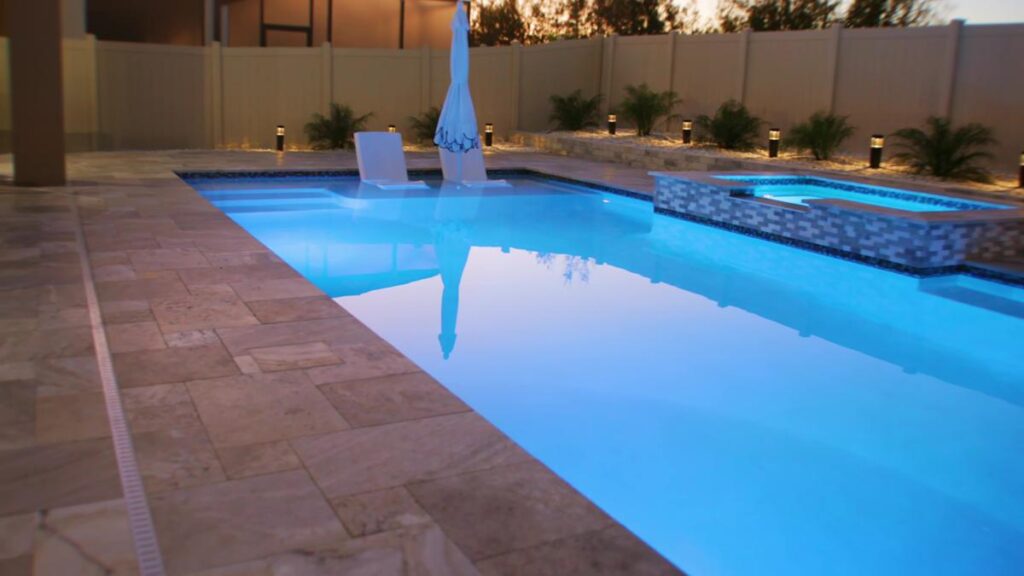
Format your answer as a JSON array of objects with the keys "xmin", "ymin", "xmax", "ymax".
[
  {"xmin": 1018, "ymin": 150, "xmax": 1023, "ymax": 188},
  {"xmin": 870, "ymin": 135, "xmax": 885, "ymax": 169},
  {"xmin": 768, "ymin": 128, "xmax": 781, "ymax": 158}
]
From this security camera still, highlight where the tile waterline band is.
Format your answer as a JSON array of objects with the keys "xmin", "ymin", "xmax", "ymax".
[{"xmin": 69, "ymin": 191, "xmax": 167, "ymax": 576}]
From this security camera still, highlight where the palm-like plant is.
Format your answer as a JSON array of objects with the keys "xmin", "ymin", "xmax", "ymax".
[
  {"xmin": 408, "ymin": 107, "xmax": 442, "ymax": 145},
  {"xmin": 786, "ymin": 111, "xmax": 855, "ymax": 160},
  {"xmin": 617, "ymin": 84, "xmax": 680, "ymax": 137},
  {"xmin": 549, "ymin": 90, "xmax": 602, "ymax": 131},
  {"xmin": 891, "ymin": 117, "xmax": 997, "ymax": 182},
  {"xmin": 697, "ymin": 100, "xmax": 762, "ymax": 150},
  {"xmin": 304, "ymin": 103, "xmax": 372, "ymax": 150}
]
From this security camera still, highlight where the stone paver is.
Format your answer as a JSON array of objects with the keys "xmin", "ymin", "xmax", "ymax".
[
  {"xmin": 105, "ymin": 321, "xmax": 166, "ymax": 353},
  {"xmin": 0, "ymin": 149, "xmax": 683, "ymax": 576},
  {"xmin": 215, "ymin": 440, "xmax": 302, "ymax": 480},
  {"xmin": 306, "ymin": 339, "xmax": 421, "ymax": 384},
  {"xmin": 215, "ymin": 317, "xmax": 368, "ymax": 356},
  {"xmin": 292, "ymin": 412, "xmax": 530, "ymax": 498},
  {"xmin": 318, "ymin": 371, "xmax": 471, "ymax": 427},
  {"xmin": 113, "ymin": 343, "xmax": 239, "ymax": 388},
  {"xmin": 476, "ymin": 525, "xmax": 680, "ymax": 576},
  {"xmin": 229, "ymin": 277, "xmax": 322, "ymax": 302},
  {"xmin": 248, "ymin": 341, "xmax": 340, "ymax": 372},
  {"xmin": 187, "ymin": 370, "xmax": 349, "ymax": 447},
  {"xmin": 407, "ymin": 460, "xmax": 613, "ymax": 561},
  {"xmin": 133, "ymin": 426, "xmax": 226, "ymax": 493},
  {"xmin": 330, "ymin": 485, "xmax": 432, "ymax": 537},
  {"xmin": 185, "ymin": 522, "xmax": 479, "ymax": 576},
  {"xmin": 0, "ymin": 438, "xmax": 122, "ymax": 516},
  {"xmin": 150, "ymin": 292, "xmax": 260, "ymax": 332},
  {"xmin": 149, "ymin": 470, "xmax": 347, "ymax": 575},
  {"xmin": 34, "ymin": 391, "xmax": 110, "ymax": 445},
  {"xmin": 244, "ymin": 295, "xmax": 348, "ymax": 323},
  {"xmin": 33, "ymin": 498, "xmax": 139, "ymax": 575}
]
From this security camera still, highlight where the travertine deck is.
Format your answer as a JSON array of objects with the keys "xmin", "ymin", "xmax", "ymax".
[{"xmin": 0, "ymin": 149, "xmax": 680, "ymax": 575}]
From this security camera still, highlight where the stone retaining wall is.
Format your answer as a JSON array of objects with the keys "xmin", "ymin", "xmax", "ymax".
[{"xmin": 511, "ymin": 131, "xmax": 757, "ymax": 172}]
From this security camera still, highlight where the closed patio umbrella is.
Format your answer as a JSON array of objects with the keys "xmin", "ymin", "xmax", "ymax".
[{"xmin": 434, "ymin": 0, "xmax": 479, "ymax": 180}]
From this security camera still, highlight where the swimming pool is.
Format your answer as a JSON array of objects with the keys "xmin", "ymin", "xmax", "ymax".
[
  {"xmin": 188, "ymin": 174, "xmax": 1024, "ymax": 576},
  {"xmin": 716, "ymin": 175, "xmax": 1010, "ymax": 212}
]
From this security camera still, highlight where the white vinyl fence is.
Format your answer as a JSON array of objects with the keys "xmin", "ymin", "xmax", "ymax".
[{"xmin": 1, "ymin": 21, "xmax": 1021, "ymax": 167}]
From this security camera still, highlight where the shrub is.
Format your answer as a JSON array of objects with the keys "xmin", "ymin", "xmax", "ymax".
[
  {"xmin": 697, "ymin": 100, "xmax": 762, "ymax": 150},
  {"xmin": 891, "ymin": 117, "xmax": 996, "ymax": 182},
  {"xmin": 549, "ymin": 90, "xmax": 602, "ymax": 131},
  {"xmin": 617, "ymin": 84, "xmax": 680, "ymax": 137},
  {"xmin": 408, "ymin": 107, "xmax": 442, "ymax": 145},
  {"xmin": 305, "ymin": 103, "xmax": 371, "ymax": 150},
  {"xmin": 786, "ymin": 111, "xmax": 855, "ymax": 161}
]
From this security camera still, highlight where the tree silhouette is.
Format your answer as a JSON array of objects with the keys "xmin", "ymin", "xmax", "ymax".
[
  {"xmin": 471, "ymin": 0, "xmax": 527, "ymax": 46},
  {"xmin": 718, "ymin": 0, "xmax": 839, "ymax": 32},
  {"xmin": 591, "ymin": 0, "xmax": 675, "ymax": 35},
  {"xmin": 470, "ymin": 0, "xmax": 700, "ymax": 45},
  {"xmin": 844, "ymin": 0, "xmax": 941, "ymax": 28}
]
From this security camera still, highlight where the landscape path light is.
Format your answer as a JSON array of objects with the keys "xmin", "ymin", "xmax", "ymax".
[
  {"xmin": 768, "ymin": 128, "xmax": 781, "ymax": 158},
  {"xmin": 870, "ymin": 134, "xmax": 885, "ymax": 169}
]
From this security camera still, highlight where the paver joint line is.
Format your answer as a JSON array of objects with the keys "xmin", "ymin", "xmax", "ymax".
[{"xmin": 69, "ymin": 190, "xmax": 167, "ymax": 576}]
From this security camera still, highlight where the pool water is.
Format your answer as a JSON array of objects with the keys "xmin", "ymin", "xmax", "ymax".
[
  {"xmin": 190, "ymin": 175, "xmax": 1024, "ymax": 576},
  {"xmin": 716, "ymin": 175, "xmax": 1010, "ymax": 212}
]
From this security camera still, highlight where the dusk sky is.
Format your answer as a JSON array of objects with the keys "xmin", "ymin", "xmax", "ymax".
[{"xmin": 688, "ymin": 0, "xmax": 1024, "ymax": 25}]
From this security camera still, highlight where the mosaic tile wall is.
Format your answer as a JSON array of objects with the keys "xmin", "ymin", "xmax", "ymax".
[{"xmin": 654, "ymin": 175, "xmax": 1024, "ymax": 271}]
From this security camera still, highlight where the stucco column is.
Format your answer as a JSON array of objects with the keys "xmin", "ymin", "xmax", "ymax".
[
  {"xmin": 6, "ymin": 0, "xmax": 66, "ymax": 186},
  {"xmin": 61, "ymin": 0, "xmax": 86, "ymax": 38},
  {"xmin": 204, "ymin": 0, "xmax": 216, "ymax": 45}
]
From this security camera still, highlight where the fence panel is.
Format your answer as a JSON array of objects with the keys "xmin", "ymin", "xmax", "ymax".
[
  {"xmin": 745, "ymin": 30, "xmax": 833, "ymax": 133},
  {"xmin": 518, "ymin": 38, "xmax": 603, "ymax": 132},
  {"xmin": 96, "ymin": 41, "xmax": 207, "ymax": 150},
  {"xmin": 333, "ymin": 48, "xmax": 423, "ymax": 137},
  {"xmin": 672, "ymin": 34, "xmax": 745, "ymax": 121},
  {"xmin": 221, "ymin": 46, "xmax": 322, "ymax": 149},
  {"xmin": 833, "ymin": 27, "xmax": 950, "ymax": 156},
  {"xmin": 952, "ymin": 24, "xmax": 1024, "ymax": 166}
]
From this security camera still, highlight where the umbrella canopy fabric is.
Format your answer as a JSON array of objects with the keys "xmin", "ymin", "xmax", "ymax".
[{"xmin": 434, "ymin": 0, "xmax": 480, "ymax": 153}]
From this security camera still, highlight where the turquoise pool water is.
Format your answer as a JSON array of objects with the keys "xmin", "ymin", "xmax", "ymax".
[
  {"xmin": 190, "ymin": 175, "xmax": 1024, "ymax": 576},
  {"xmin": 716, "ymin": 175, "xmax": 1010, "ymax": 212}
]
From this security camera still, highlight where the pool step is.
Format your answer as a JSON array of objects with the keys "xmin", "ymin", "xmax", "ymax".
[
  {"xmin": 968, "ymin": 257, "xmax": 1024, "ymax": 283},
  {"xmin": 203, "ymin": 190, "xmax": 342, "ymax": 214},
  {"xmin": 920, "ymin": 274, "xmax": 1024, "ymax": 318}
]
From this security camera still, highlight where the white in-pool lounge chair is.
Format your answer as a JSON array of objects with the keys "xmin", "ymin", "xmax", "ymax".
[
  {"xmin": 439, "ymin": 147, "xmax": 510, "ymax": 187},
  {"xmin": 355, "ymin": 132, "xmax": 429, "ymax": 190}
]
